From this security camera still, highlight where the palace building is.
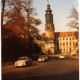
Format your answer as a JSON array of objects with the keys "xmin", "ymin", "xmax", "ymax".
[{"xmin": 34, "ymin": 3, "xmax": 79, "ymax": 55}]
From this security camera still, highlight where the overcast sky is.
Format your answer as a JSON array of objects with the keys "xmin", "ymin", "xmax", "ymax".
[{"xmin": 33, "ymin": 0, "xmax": 78, "ymax": 34}]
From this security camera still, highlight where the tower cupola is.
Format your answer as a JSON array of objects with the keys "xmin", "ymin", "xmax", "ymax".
[
  {"xmin": 45, "ymin": 3, "xmax": 54, "ymax": 25},
  {"xmin": 46, "ymin": 3, "xmax": 52, "ymax": 13}
]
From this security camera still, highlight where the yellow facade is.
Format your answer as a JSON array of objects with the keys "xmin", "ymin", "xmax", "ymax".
[
  {"xmin": 34, "ymin": 31, "xmax": 79, "ymax": 55},
  {"xmin": 45, "ymin": 29, "xmax": 54, "ymax": 39},
  {"xmin": 58, "ymin": 35, "xmax": 79, "ymax": 54}
]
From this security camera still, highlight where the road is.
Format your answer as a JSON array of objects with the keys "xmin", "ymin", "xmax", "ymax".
[{"xmin": 2, "ymin": 57, "xmax": 79, "ymax": 80}]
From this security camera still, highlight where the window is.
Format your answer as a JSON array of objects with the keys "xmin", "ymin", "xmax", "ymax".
[
  {"xmin": 69, "ymin": 48, "xmax": 71, "ymax": 52},
  {"xmin": 60, "ymin": 38, "xmax": 61, "ymax": 41},
  {"xmin": 63, "ymin": 43, "xmax": 65, "ymax": 46},
  {"xmin": 64, "ymin": 48, "xmax": 65, "ymax": 51},
  {"xmin": 70, "ymin": 42, "xmax": 71, "ymax": 45},
  {"xmin": 76, "ymin": 42, "xmax": 78, "ymax": 46},
  {"xmin": 66, "ymin": 42, "xmax": 68, "ymax": 45},
  {"xmin": 60, "ymin": 43, "xmax": 62, "ymax": 46},
  {"xmin": 73, "ymin": 42, "xmax": 74, "ymax": 45}
]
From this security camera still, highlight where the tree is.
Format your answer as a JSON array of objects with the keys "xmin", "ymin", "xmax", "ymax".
[
  {"xmin": 67, "ymin": 7, "xmax": 79, "ymax": 39},
  {"xmin": 3, "ymin": 0, "xmax": 41, "ymax": 37},
  {"xmin": 2, "ymin": 0, "xmax": 42, "ymax": 40},
  {"xmin": 67, "ymin": 7, "xmax": 79, "ymax": 30},
  {"xmin": 2, "ymin": 0, "xmax": 42, "ymax": 62},
  {"xmin": 67, "ymin": 6, "xmax": 79, "ymax": 56}
]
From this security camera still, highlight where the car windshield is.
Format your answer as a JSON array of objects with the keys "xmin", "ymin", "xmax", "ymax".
[{"xmin": 18, "ymin": 58, "xmax": 27, "ymax": 60}]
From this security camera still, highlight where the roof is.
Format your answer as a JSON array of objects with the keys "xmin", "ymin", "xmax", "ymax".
[
  {"xmin": 41, "ymin": 31, "xmax": 79, "ymax": 38},
  {"xmin": 41, "ymin": 33, "xmax": 46, "ymax": 38},
  {"xmin": 55, "ymin": 31, "xmax": 79, "ymax": 38}
]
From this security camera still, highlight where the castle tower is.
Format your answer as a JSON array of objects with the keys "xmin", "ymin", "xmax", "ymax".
[
  {"xmin": 45, "ymin": 2, "xmax": 56, "ymax": 55},
  {"xmin": 45, "ymin": 3, "xmax": 55, "ymax": 39}
]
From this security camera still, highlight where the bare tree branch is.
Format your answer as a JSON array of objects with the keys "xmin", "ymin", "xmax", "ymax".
[{"xmin": 67, "ymin": 6, "xmax": 79, "ymax": 30}]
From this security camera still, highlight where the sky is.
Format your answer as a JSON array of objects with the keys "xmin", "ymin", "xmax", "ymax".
[{"xmin": 32, "ymin": 0, "xmax": 78, "ymax": 34}]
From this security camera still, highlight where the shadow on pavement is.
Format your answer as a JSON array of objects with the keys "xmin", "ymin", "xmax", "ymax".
[
  {"xmin": 47, "ymin": 57, "xmax": 79, "ymax": 61},
  {"xmin": 2, "ymin": 63, "xmax": 38, "ymax": 72},
  {"xmin": 2, "ymin": 71, "xmax": 79, "ymax": 80},
  {"xmin": 2, "ymin": 67, "xmax": 15, "ymax": 72}
]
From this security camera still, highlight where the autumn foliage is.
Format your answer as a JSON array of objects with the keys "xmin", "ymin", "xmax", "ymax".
[{"xmin": 2, "ymin": 0, "xmax": 42, "ymax": 62}]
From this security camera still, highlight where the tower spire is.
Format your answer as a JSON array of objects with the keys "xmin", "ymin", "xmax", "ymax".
[
  {"xmin": 47, "ymin": 0, "xmax": 50, "ymax": 5},
  {"xmin": 46, "ymin": 0, "xmax": 52, "ymax": 13}
]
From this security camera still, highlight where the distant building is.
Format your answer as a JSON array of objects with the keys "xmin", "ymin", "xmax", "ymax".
[
  {"xmin": 40, "ymin": 31, "xmax": 79, "ymax": 54},
  {"xmin": 55, "ymin": 32, "xmax": 79, "ymax": 54},
  {"xmin": 34, "ymin": 3, "xmax": 79, "ymax": 55}
]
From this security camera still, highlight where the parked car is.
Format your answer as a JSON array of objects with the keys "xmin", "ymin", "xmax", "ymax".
[
  {"xmin": 15, "ymin": 56, "xmax": 32, "ymax": 67},
  {"xmin": 38, "ymin": 55, "xmax": 48, "ymax": 62},
  {"xmin": 71, "ymin": 50, "xmax": 77, "ymax": 56},
  {"xmin": 71, "ymin": 53, "xmax": 76, "ymax": 56},
  {"xmin": 40, "ymin": 55, "xmax": 48, "ymax": 60},
  {"xmin": 59, "ymin": 54, "xmax": 65, "ymax": 59}
]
